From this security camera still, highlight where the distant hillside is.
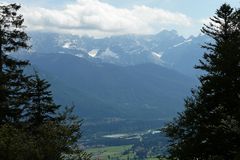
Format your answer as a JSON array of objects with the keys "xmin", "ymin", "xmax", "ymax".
[{"xmin": 16, "ymin": 53, "xmax": 196, "ymax": 119}]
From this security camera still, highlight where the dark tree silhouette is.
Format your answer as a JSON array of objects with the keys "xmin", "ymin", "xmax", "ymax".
[
  {"xmin": 25, "ymin": 72, "xmax": 60, "ymax": 127},
  {"xmin": 0, "ymin": 4, "xmax": 91, "ymax": 160},
  {"xmin": 0, "ymin": 3, "xmax": 30, "ymax": 125},
  {"xmin": 163, "ymin": 4, "xmax": 240, "ymax": 160}
]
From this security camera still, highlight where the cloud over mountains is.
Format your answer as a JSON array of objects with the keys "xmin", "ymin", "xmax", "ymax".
[{"xmin": 22, "ymin": 0, "xmax": 192, "ymax": 37}]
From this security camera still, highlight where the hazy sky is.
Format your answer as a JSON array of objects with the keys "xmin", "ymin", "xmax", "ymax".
[{"xmin": 3, "ymin": 0, "xmax": 240, "ymax": 37}]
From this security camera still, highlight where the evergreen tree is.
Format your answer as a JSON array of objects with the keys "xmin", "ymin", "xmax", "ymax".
[
  {"xmin": 0, "ymin": 3, "xmax": 30, "ymax": 125},
  {"xmin": 0, "ymin": 3, "xmax": 90, "ymax": 160},
  {"xmin": 25, "ymin": 72, "xmax": 91, "ymax": 159},
  {"xmin": 163, "ymin": 4, "xmax": 240, "ymax": 160},
  {"xmin": 0, "ymin": 124, "xmax": 40, "ymax": 160},
  {"xmin": 26, "ymin": 72, "xmax": 60, "ymax": 127},
  {"xmin": 32, "ymin": 106, "xmax": 91, "ymax": 160}
]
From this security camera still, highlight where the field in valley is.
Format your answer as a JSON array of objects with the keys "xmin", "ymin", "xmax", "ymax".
[{"xmin": 87, "ymin": 145, "xmax": 162, "ymax": 160}]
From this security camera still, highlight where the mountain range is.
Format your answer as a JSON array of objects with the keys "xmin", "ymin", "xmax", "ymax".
[{"xmin": 14, "ymin": 30, "xmax": 209, "ymax": 121}]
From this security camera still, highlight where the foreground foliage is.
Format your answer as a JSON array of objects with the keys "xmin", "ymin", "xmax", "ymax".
[
  {"xmin": 163, "ymin": 3, "xmax": 240, "ymax": 160},
  {"xmin": 0, "ymin": 3, "xmax": 90, "ymax": 160}
]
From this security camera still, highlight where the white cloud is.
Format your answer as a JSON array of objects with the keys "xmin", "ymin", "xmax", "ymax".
[
  {"xmin": 21, "ymin": 0, "xmax": 193, "ymax": 37},
  {"xmin": 199, "ymin": 18, "xmax": 211, "ymax": 25}
]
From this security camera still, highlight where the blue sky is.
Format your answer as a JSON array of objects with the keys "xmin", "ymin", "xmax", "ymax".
[
  {"xmin": 103, "ymin": 0, "xmax": 239, "ymax": 18},
  {"xmin": 3, "ymin": 0, "xmax": 240, "ymax": 37}
]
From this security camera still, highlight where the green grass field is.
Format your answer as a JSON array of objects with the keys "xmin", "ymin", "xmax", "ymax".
[
  {"xmin": 87, "ymin": 145, "xmax": 134, "ymax": 160},
  {"xmin": 87, "ymin": 145, "xmax": 160, "ymax": 160}
]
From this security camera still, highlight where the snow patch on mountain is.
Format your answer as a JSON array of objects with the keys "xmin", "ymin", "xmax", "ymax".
[
  {"xmin": 151, "ymin": 52, "xmax": 165, "ymax": 65},
  {"xmin": 75, "ymin": 54, "xmax": 84, "ymax": 58},
  {"xmin": 173, "ymin": 39, "xmax": 192, "ymax": 48},
  {"xmin": 63, "ymin": 42, "xmax": 72, "ymax": 49},
  {"xmin": 88, "ymin": 49, "xmax": 98, "ymax": 57},
  {"xmin": 152, "ymin": 52, "xmax": 162, "ymax": 59}
]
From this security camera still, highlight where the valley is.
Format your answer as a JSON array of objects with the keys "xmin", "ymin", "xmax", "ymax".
[
  {"xmin": 13, "ymin": 30, "xmax": 204, "ymax": 158},
  {"xmin": 1, "ymin": 1, "xmax": 239, "ymax": 159}
]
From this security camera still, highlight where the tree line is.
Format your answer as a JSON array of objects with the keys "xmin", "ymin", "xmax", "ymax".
[{"xmin": 0, "ymin": 4, "xmax": 90, "ymax": 160}]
